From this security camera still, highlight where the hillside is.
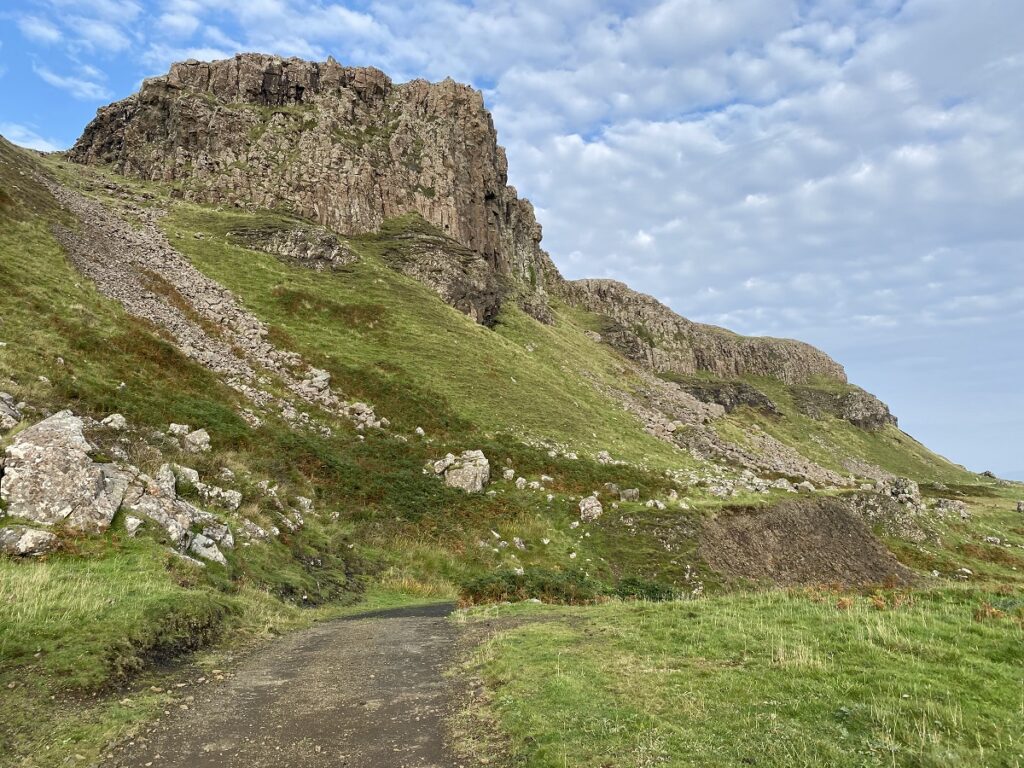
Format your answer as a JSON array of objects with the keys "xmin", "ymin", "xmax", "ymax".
[{"xmin": 1, "ymin": 54, "xmax": 1021, "ymax": 767}]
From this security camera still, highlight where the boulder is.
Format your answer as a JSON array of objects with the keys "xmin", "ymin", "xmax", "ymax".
[
  {"xmin": 0, "ymin": 526, "xmax": 59, "ymax": 556},
  {"xmin": 0, "ymin": 392, "xmax": 22, "ymax": 431},
  {"xmin": 502, "ymin": 468, "xmax": 515, "ymax": 481},
  {"xmin": 1017, "ymin": 501, "xmax": 1024, "ymax": 514},
  {"xmin": 189, "ymin": 534, "xmax": 226, "ymax": 564},
  {"xmin": 101, "ymin": 413, "xmax": 128, "ymax": 430},
  {"xmin": 443, "ymin": 450, "xmax": 491, "ymax": 493},
  {"xmin": 168, "ymin": 423, "xmax": 191, "ymax": 437},
  {"xmin": 579, "ymin": 495, "xmax": 603, "ymax": 522},
  {"xmin": 183, "ymin": 428, "xmax": 211, "ymax": 453},
  {"xmin": 0, "ymin": 411, "xmax": 125, "ymax": 533},
  {"xmin": 619, "ymin": 488, "xmax": 640, "ymax": 502}
]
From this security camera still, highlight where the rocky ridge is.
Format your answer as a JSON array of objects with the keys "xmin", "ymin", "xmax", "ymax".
[{"xmin": 564, "ymin": 279, "xmax": 847, "ymax": 385}]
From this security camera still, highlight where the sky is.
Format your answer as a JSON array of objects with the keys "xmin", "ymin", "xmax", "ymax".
[{"xmin": 1, "ymin": 0, "xmax": 1022, "ymax": 478}]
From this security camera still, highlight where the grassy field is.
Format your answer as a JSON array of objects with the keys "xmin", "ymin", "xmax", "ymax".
[{"xmin": 458, "ymin": 587, "xmax": 1024, "ymax": 768}]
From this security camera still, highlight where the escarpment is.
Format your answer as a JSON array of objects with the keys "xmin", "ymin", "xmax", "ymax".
[
  {"xmin": 71, "ymin": 53, "xmax": 863, "ymax": 393},
  {"xmin": 70, "ymin": 53, "xmax": 560, "ymax": 324},
  {"xmin": 563, "ymin": 279, "xmax": 848, "ymax": 385}
]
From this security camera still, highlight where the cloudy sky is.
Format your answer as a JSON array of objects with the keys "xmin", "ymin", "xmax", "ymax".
[{"xmin": 1, "ymin": 0, "xmax": 1021, "ymax": 478}]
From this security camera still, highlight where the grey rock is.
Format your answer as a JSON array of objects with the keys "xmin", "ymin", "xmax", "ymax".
[
  {"xmin": 0, "ymin": 411, "xmax": 124, "ymax": 533},
  {"xmin": 168, "ymin": 423, "xmax": 191, "ymax": 437},
  {"xmin": 443, "ymin": 450, "xmax": 490, "ymax": 493},
  {"xmin": 188, "ymin": 533, "xmax": 227, "ymax": 565},
  {"xmin": 0, "ymin": 392, "xmax": 22, "ymax": 432},
  {"xmin": 579, "ymin": 495, "xmax": 603, "ymax": 522},
  {"xmin": 183, "ymin": 428, "xmax": 211, "ymax": 453},
  {"xmin": 124, "ymin": 516, "xmax": 144, "ymax": 536},
  {"xmin": 101, "ymin": 413, "xmax": 128, "ymax": 430},
  {"xmin": 619, "ymin": 488, "xmax": 640, "ymax": 502},
  {"xmin": 0, "ymin": 526, "xmax": 59, "ymax": 556}
]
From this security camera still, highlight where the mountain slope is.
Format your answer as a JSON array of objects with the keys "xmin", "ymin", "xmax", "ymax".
[{"xmin": 0, "ymin": 54, "xmax": 1016, "ymax": 767}]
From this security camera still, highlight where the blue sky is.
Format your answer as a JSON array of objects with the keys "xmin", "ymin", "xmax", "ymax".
[{"xmin": 1, "ymin": 0, "xmax": 1022, "ymax": 478}]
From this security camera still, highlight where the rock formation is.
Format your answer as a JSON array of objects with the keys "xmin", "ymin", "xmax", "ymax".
[
  {"xmin": 563, "ymin": 279, "xmax": 847, "ymax": 384},
  {"xmin": 1, "ymin": 411, "xmax": 125, "ymax": 533},
  {"xmin": 70, "ymin": 53, "xmax": 559, "ymax": 322},
  {"xmin": 69, "ymin": 53, "xmax": 886, "ymax": 410}
]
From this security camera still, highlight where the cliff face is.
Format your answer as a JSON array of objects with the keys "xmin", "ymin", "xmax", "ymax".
[
  {"xmin": 563, "ymin": 279, "xmax": 848, "ymax": 385},
  {"xmin": 71, "ymin": 53, "xmax": 851, "ymax": 386},
  {"xmin": 69, "ymin": 53, "xmax": 559, "ymax": 322}
]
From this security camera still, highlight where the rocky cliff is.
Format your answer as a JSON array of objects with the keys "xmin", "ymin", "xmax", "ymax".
[
  {"xmin": 69, "ymin": 53, "xmax": 559, "ymax": 323},
  {"xmin": 563, "ymin": 279, "xmax": 848, "ymax": 385},
  {"xmin": 72, "ymin": 53, "xmax": 849, "ymax": 385}
]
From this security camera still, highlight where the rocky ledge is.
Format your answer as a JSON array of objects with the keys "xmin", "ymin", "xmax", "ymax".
[{"xmin": 563, "ymin": 279, "xmax": 848, "ymax": 385}]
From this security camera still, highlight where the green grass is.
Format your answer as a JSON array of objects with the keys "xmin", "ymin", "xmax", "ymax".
[{"xmin": 458, "ymin": 588, "xmax": 1024, "ymax": 768}]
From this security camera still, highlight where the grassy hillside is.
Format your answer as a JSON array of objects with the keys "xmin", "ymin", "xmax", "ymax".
[{"xmin": 2, "ymin": 139, "xmax": 1018, "ymax": 766}]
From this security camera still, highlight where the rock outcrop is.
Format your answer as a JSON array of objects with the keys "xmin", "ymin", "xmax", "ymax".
[
  {"xmin": 1, "ymin": 411, "xmax": 125, "ymax": 533},
  {"xmin": 69, "ymin": 53, "xmax": 559, "ymax": 322},
  {"xmin": 792, "ymin": 385, "xmax": 897, "ymax": 430},
  {"xmin": 0, "ymin": 526, "xmax": 59, "ymax": 557},
  {"xmin": 428, "ymin": 450, "xmax": 491, "ymax": 493},
  {"xmin": 564, "ymin": 279, "xmax": 847, "ymax": 385}
]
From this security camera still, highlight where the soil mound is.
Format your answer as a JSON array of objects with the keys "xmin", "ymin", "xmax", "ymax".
[{"xmin": 699, "ymin": 497, "xmax": 914, "ymax": 587}]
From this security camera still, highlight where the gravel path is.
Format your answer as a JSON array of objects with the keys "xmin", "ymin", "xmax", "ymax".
[{"xmin": 106, "ymin": 604, "xmax": 461, "ymax": 768}]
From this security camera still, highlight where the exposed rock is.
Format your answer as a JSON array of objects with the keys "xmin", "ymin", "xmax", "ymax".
[
  {"xmin": 619, "ymin": 488, "xmax": 640, "ymax": 502},
  {"xmin": 563, "ymin": 279, "xmax": 847, "ymax": 385},
  {"xmin": 876, "ymin": 477, "xmax": 923, "ymax": 509},
  {"xmin": 183, "ymin": 428, "xmax": 211, "ymax": 453},
  {"xmin": 70, "ymin": 54, "xmax": 560, "ymax": 323},
  {"xmin": 168, "ymin": 423, "xmax": 191, "ymax": 437},
  {"xmin": 0, "ymin": 526, "xmax": 59, "ymax": 557},
  {"xmin": 0, "ymin": 392, "xmax": 22, "ymax": 431},
  {"xmin": 188, "ymin": 533, "xmax": 226, "ymax": 565},
  {"xmin": 502, "ymin": 468, "xmax": 515, "ymax": 481},
  {"xmin": 445, "ymin": 450, "xmax": 490, "ymax": 493},
  {"xmin": 0, "ymin": 411, "xmax": 125, "ymax": 533},
  {"xmin": 228, "ymin": 225, "xmax": 358, "ymax": 271},
  {"xmin": 792, "ymin": 385, "xmax": 897, "ymax": 430},
  {"xmin": 101, "ymin": 413, "xmax": 128, "ymax": 430},
  {"xmin": 935, "ymin": 498, "xmax": 970, "ymax": 519},
  {"xmin": 124, "ymin": 516, "xmax": 144, "ymax": 537},
  {"xmin": 429, "ymin": 450, "xmax": 490, "ymax": 493},
  {"xmin": 1017, "ymin": 501, "xmax": 1024, "ymax": 514},
  {"xmin": 375, "ymin": 215, "xmax": 508, "ymax": 326},
  {"xmin": 579, "ymin": 495, "xmax": 603, "ymax": 522},
  {"xmin": 672, "ymin": 378, "xmax": 779, "ymax": 415},
  {"xmin": 515, "ymin": 477, "xmax": 527, "ymax": 490}
]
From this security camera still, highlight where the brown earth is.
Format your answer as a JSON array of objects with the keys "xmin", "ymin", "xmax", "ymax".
[{"xmin": 698, "ymin": 497, "xmax": 916, "ymax": 587}]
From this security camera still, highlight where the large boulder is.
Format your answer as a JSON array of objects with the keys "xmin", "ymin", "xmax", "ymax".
[
  {"xmin": 443, "ymin": 450, "xmax": 491, "ymax": 493},
  {"xmin": 0, "ymin": 411, "xmax": 125, "ymax": 533},
  {"xmin": 0, "ymin": 526, "xmax": 59, "ymax": 556},
  {"xmin": 579, "ymin": 495, "xmax": 603, "ymax": 522},
  {"xmin": 429, "ymin": 450, "xmax": 491, "ymax": 493}
]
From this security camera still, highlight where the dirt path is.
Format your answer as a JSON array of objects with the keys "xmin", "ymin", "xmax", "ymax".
[{"xmin": 107, "ymin": 603, "xmax": 462, "ymax": 768}]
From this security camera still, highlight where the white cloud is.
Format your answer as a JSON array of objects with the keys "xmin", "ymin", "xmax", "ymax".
[
  {"xmin": 158, "ymin": 12, "xmax": 200, "ymax": 37},
  {"xmin": 32, "ymin": 64, "xmax": 112, "ymax": 100},
  {"xmin": 0, "ymin": 122, "xmax": 65, "ymax": 152},
  {"xmin": 18, "ymin": 15, "xmax": 63, "ymax": 44}
]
